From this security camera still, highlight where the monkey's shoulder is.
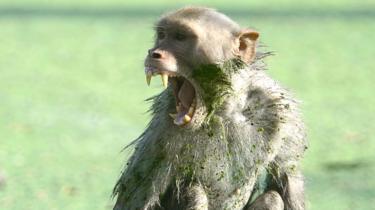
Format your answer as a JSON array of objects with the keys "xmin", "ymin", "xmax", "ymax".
[
  {"xmin": 224, "ymin": 70, "xmax": 304, "ymax": 142},
  {"xmin": 229, "ymin": 71, "xmax": 299, "ymax": 118}
]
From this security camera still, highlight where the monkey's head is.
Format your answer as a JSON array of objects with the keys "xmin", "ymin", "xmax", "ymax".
[{"xmin": 144, "ymin": 7, "xmax": 259, "ymax": 127}]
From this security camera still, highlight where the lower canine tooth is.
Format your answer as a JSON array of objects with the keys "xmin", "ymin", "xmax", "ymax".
[
  {"xmin": 183, "ymin": 115, "xmax": 191, "ymax": 123},
  {"xmin": 169, "ymin": 113, "xmax": 177, "ymax": 119},
  {"xmin": 173, "ymin": 115, "xmax": 191, "ymax": 126},
  {"xmin": 161, "ymin": 73, "xmax": 168, "ymax": 88}
]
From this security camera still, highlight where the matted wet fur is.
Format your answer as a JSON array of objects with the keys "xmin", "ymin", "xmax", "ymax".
[{"xmin": 113, "ymin": 7, "xmax": 307, "ymax": 210}]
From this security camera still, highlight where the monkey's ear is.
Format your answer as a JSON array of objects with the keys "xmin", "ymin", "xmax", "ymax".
[{"xmin": 237, "ymin": 29, "xmax": 259, "ymax": 63}]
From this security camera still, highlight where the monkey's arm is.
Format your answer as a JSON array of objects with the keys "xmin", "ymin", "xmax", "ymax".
[
  {"xmin": 242, "ymin": 71, "xmax": 307, "ymax": 210},
  {"xmin": 246, "ymin": 191, "xmax": 284, "ymax": 210}
]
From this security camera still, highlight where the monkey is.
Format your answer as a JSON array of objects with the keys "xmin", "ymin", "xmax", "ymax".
[{"xmin": 113, "ymin": 6, "xmax": 307, "ymax": 210}]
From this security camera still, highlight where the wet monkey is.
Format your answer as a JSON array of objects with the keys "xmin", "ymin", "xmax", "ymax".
[{"xmin": 114, "ymin": 7, "xmax": 307, "ymax": 210}]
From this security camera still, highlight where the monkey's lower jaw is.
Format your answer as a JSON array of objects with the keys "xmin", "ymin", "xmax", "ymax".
[{"xmin": 145, "ymin": 67, "xmax": 196, "ymax": 126}]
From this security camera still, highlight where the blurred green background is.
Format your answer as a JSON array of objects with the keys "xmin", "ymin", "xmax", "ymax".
[{"xmin": 0, "ymin": 0, "xmax": 374, "ymax": 209}]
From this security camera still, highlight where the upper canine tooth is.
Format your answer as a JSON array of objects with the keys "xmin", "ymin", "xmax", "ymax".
[
  {"xmin": 146, "ymin": 71, "xmax": 152, "ymax": 86},
  {"xmin": 161, "ymin": 73, "xmax": 168, "ymax": 88}
]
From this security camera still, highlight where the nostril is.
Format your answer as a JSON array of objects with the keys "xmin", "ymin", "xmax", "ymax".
[{"xmin": 151, "ymin": 52, "xmax": 162, "ymax": 59}]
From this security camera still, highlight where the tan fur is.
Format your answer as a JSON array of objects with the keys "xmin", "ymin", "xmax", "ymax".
[{"xmin": 113, "ymin": 7, "xmax": 307, "ymax": 210}]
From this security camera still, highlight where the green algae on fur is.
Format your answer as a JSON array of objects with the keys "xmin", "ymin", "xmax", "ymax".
[
  {"xmin": 192, "ymin": 58, "xmax": 246, "ymax": 123},
  {"xmin": 113, "ymin": 49, "xmax": 307, "ymax": 209}
]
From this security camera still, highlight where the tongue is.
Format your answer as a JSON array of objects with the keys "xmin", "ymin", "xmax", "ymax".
[
  {"xmin": 178, "ymin": 80, "xmax": 195, "ymax": 110},
  {"xmin": 174, "ymin": 79, "xmax": 195, "ymax": 125}
]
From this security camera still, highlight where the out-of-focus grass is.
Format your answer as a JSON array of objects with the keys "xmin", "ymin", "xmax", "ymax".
[
  {"xmin": 0, "ymin": 1, "xmax": 374, "ymax": 210},
  {"xmin": 1, "ymin": 0, "xmax": 375, "ymax": 10}
]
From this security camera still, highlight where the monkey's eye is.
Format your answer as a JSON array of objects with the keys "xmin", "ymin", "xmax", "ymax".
[
  {"xmin": 174, "ymin": 32, "xmax": 187, "ymax": 41},
  {"xmin": 157, "ymin": 31, "xmax": 166, "ymax": 40}
]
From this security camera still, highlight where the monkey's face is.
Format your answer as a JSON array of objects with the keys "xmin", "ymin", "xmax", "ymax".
[
  {"xmin": 144, "ymin": 20, "xmax": 203, "ymax": 126},
  {"xmin": 144, "ymin": 8, "xmax": 259, "ymax": 127}
]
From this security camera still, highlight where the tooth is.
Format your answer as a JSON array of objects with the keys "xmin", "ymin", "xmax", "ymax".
[
  {"xmin": 173, "ymin": 115, "xmax": 190, "ymax": 126},
  {"xmin": 183, "ymin": 114, "xmax": 191, "ymax": 123},
  {"xmin": 169, "ymin": 113, "xmax": 177, "ymax": 119},
  {"xmin": 176, "ymin": 105, "xmax": 181, "ymax": 113},
  {"xmin": 188, "ymin": 106, "xmax": 195, "ymax": 116},
  {"xmin": 161, "ymin": 73, "xmax": 168, "ymax": 88},
  {"xmin": 146, "ymin": 71, "xmax": 152, "ymax": 86}
]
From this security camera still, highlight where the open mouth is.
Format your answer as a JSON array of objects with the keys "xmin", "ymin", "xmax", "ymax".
[{"xmin": 145, "ymin": 67, "xmax": 196, "ymax": 126}]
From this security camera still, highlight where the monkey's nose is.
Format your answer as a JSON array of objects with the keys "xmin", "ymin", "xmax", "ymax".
[
  {"xmin": 149, "ymin": 49, "xmax": 162, "ymax": 59},
  {"xmin": 151, "ymin": 52, "xmax": 162, "ymax": 59}
]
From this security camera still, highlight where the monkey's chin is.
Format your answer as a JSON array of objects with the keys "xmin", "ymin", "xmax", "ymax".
[{"xmin": 144, "ymin": 66, "xmax": 196, "ymax": 126}]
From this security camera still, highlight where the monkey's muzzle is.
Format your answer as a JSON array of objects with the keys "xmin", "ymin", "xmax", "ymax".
[{"xmin": 145, "ymin": 67, "xmax": 196, "ymax": 126}]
